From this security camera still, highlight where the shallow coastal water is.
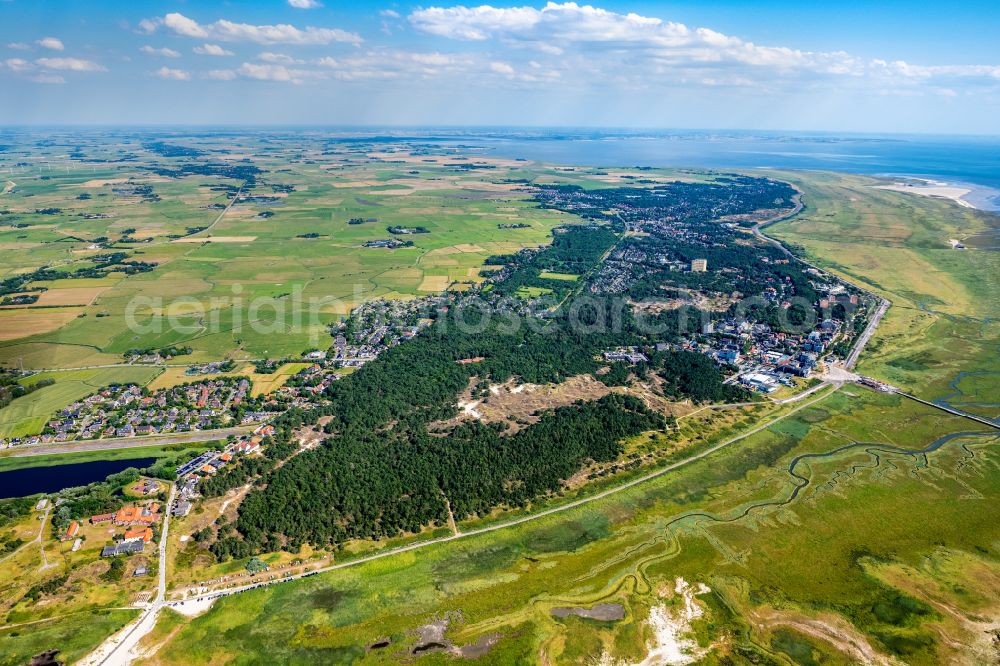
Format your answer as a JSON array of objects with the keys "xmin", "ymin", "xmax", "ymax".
[{"xmin": 425, "ymin": 130, "xmax": 1000, "ymax": 211}]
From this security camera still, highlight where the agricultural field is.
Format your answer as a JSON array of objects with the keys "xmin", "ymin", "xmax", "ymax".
[
  {"xmin": 0, "ymin": 132, "xmax": 579, "ymax": 371},
  {"xmin": 121, "ymin": 170, "xmax": 999, "ymax": 666},
  {"xmin": 0, "ymin": 132, "xmax": 607, "ymax": 436},
  {"xmin": 0, "ymin": 136, "xmax": 997, "ymax": 665}
]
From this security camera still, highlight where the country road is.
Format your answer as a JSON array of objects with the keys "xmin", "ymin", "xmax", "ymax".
[
  {"xmin": 3, "ymin": 426, "xmax": 255, "ymax": 459},
  {"xmin": 82, "ymin": 485, "xmax": 176, "ymax": 666},
  {"xmin": 146, "ymin": 185, "xmax": 243, "ymax": 247},
  {"xmin": 23, "ymin": 359, "xmax": 265, "ymax": 374}
]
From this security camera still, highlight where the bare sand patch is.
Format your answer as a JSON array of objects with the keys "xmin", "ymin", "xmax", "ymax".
[
  {"xmin": 0, "ymin": 309, "xmax": 81, "ymax": 340},
  {"xmin": 596, "ymin": 579, "xmax": 711, "ymax": 666},
  {"xmin": 418, "ymin": 275, "xmax": 451, "ymax": 292},
  {"xmin": 169, "ymin": 596, "xmax": 216, "ymax": 618},
  {"xmin": 874, "ymin": 182, "xmax": 975, "ymax": 209},
  {"xmin": 173, "ymin": 236, "xmax": 257, "ymax": 243}
]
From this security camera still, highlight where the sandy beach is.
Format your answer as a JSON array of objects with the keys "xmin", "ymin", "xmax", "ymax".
[{"xmin": 874, "ymin": 179, "xmax": 976, "ymax": 209}]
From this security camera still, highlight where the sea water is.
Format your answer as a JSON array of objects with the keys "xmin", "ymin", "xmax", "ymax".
[{"xmin": 424, "ymin": 129, "xmax": 1000, "ymax": 211}]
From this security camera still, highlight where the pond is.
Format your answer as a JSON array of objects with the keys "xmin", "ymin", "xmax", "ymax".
[{"xmin": 0, "ymin": 457, "xmax": 156, "ymax": 499}]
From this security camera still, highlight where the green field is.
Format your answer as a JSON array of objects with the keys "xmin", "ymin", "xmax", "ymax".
[
  {"xmin": 0, "ymin": 609, "xmax": 138, "ymax": 666},
  {"xmin": 135, "ymin": 389, "xmax": 999, "ymax": 666},
  {"xmin": 0, "ymin": 140, "xmax": 577, "ymax": 370},
  {"xmin": 537, "ymin": 270, "xmax": 580, "ymax": 281}
]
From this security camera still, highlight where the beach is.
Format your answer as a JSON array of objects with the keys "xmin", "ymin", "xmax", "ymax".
[{"xmin": 874, "ymin": 179, "xmax": 977, "ymax": 209}]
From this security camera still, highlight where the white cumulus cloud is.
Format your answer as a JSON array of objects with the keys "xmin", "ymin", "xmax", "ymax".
[
  {"xmin": 238, "ymin": 62, "xmax": 309, "ymax": 83},
  {"xmin": 155, "ymin": 66, "xmax": 190, "ymax": 80},
  {"xmin": 259, "ymin": 52, "xmax": 304, "ymax": 65},
  {"xmin": 36, "ymin": 57, "xmax": 106, "ymax": 72},
  {"xmin": 36, "ymin": 37, "xmax": 65, "ymax": 51},
  {"xmin": 140, "ymin": 45, "xmax": 181, "ymax": 58},
  {"xmin": 3, "ymin": 58, "xmax": 30, "ymax": 72},
  {"xmin": 193, "ymin": 43, "xmax": 235, "ymax": 56},
  {"xmin": 405, "ymin": 2, "xmax": 1000, "ymax": 92},
  {"xmin": 288, "ymin": 0, "xmax": 322, "ymax": 8},
  {"xmin": 150, "ymin": 12, "xmax": 361, "ymax": 46},
  {"xmin": 205, "ymin": 69, "xmax": 238, "ymax": 80}
]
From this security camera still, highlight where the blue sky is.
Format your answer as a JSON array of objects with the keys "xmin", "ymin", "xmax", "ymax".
[{"xmin": 2, "ymin": 1, "xmax": 999, "ymax": 133}]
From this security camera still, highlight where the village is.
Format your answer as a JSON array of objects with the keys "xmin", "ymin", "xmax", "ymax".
[{"xmin": 0, "ymin": 377, "xmax": 252, "ymax": 448}]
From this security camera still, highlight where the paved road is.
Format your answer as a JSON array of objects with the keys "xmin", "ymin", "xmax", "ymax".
[
  {"xmin": 85, "ymin": 485, "xmax": 176, "ymax": 666},
  {"xmin": 23, "ymin": 359, "xmax": 266, "ymax": 374},
  {"xmin": 845, "ymin": 298, "xmax": 890, "ymax": 370},
  {"xmin": 3, "ymin": 426, "xmax": 255, "ymax": 459},
  {"xmin": 167, "ymin": 386, "xmax": 839, "ymax": 608}
]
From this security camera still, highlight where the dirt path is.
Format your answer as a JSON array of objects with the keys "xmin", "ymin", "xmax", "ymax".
[
  {"xmin": 2, "ymin": 180, "xmax": 14, "ymax": 195},
  {"xmin": 35, "ymin": 505, "xmax": 53, "ymax": 571},
  {"xmin": 442, "ymin": 493, "xmax": 460, "ymax": 536},
  {"xmin": 753, "ymin": 608, "xmax": 900, "ymax": 666}
]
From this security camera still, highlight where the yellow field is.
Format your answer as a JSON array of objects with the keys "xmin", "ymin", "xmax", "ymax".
[
  {"xmin": 418, "ymin": 275, "xmax": 451, "ymax": 292},
  {"xmin": 173, "ymin": 236, "xmax": 258, "ymax": 243},
  {"xmin": 33, "ymin": 286, "xmax": 110, "ymax": 307},
  {"xmin": 239, "ymin": 362, "xmax": 311, "ymax": 396},
  {"xmin": 0, "ymin": 308, "xmax": 83, "ymax": 341}
]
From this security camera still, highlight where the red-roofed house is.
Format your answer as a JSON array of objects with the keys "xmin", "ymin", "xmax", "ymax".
[
  {"xmin": 123, "ymin": 527, "xmax": 153, "ymax": 543},
  {"xmin": 61, "ymin": 520, "xmax": 79, "ymax": 541}
]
